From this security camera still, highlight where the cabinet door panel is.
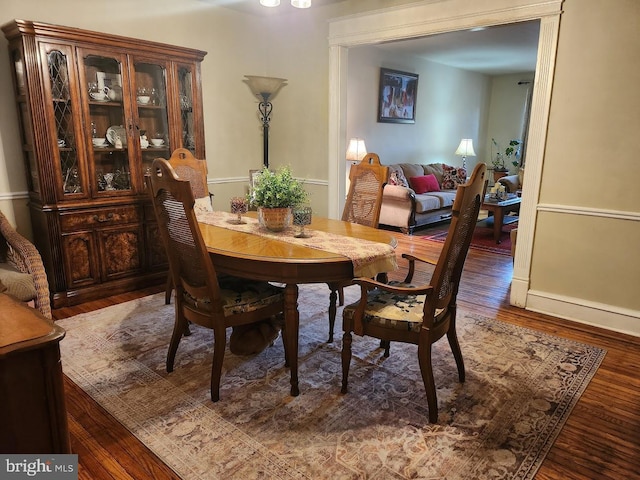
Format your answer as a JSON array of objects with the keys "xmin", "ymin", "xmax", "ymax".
[
  {"xmin": 79, "ymin": 49, "xmax": 135, "ymax": 197},
  {"xmin": 97, "ymin": 226, "xmax": 144, "ymax": 281},
  {"xmin": 132, "ymin": 58, "xmax": 172, "ymax": 177},
  {"xmin": 39, "ymin": 43, "xmax": 89, "ymax": 199},
  {"xmin": 62, "ymin": 232, "xmax": 99, "ymax": 288}
]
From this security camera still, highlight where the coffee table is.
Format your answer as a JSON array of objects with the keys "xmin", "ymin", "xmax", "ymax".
[{"xmin": 481, "ymin": 194, "xmax": 521, "ymax": 243}]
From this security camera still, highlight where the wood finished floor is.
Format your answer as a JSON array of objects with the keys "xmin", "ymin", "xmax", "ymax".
[{"xmin": 53, "ymin": 230, "xmax": 640, "ymax": 480}]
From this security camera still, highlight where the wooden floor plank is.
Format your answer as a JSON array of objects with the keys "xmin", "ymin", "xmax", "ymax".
[{"xmin": 54, "ymin": 230, "xmax": 640, "ymax": 479}]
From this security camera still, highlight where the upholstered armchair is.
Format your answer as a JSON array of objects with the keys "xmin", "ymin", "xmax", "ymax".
[{"xmin": 0, "ymin": 211, "xmax": 51, "ymax": 318}]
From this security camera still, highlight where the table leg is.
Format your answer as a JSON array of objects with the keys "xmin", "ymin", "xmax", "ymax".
[
  {"xmin": 493, "ymin": 207, "xmax": 505, "ymax": 243},
  {"xmin": 284, "ymin": 283, "xmax": 300, "ymax": 396}
]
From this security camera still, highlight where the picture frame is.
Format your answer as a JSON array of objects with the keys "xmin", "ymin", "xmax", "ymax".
[
  {"xmin": 377, "ymin": 68, "xmax": 418, "ymax": 124},
  {"xmin": 96, "ymin": 71, "xmax": 122, "ymax": 91}
]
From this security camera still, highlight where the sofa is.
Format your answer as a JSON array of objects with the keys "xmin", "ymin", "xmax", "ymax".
[{"xmin": 379, "ymin": 163, "xmax": 467, "ymax": 234}]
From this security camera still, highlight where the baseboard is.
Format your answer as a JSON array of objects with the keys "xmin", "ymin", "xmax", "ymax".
[{"xmin": 526, "ymin": 289, "xmax": 640, "ymax": 338}]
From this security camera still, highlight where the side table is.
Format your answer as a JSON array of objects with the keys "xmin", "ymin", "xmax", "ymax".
[
  {"xmin": 0, "ymin": 294, "xmax": 71, "ymax": 453},
  {"xmin": 481, "ymin": 194, "xmax": 521, "ymax": 243}
]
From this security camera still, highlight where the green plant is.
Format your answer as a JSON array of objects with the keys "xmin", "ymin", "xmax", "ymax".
[
  {"xmin": 249, "ymin": 165, "xmax": 308, "ymax": 209},
  {"xmin": 491, "ymin": 138, "xmax": 521, "ymax": 170},
  {"xmin": 504, "ymin": 140, "xmax": 521, "ymax": 168}
]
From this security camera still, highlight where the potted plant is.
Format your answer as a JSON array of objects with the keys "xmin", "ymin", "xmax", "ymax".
[
  {"xmin": 249, "ymin": 165, "xmax": 308, "ymax": 231},
  {"xmin": 491, "ymin": 138, "xmax": 520, "ymax": 181}
]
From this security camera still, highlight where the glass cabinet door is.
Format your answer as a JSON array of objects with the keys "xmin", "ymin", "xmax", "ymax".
[
  {"xmin": 177, "ymin": 64, "xmax": 197, "ymax": 154},
  {"xmin": 133, "ymin": 60, "xmax": 170, "ymax": 176},
  {"xmin": 42, "ymin": 44, "xmax": 87, "ymax": 198},
  {"xmin": 81, "ymin": 51, "xmax": 133, "ymax": 196}
]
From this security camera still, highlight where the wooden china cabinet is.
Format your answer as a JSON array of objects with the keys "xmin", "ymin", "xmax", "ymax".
[{"xmin": 2, "ymin": 20, "xmax": 207, "ymax": 307}]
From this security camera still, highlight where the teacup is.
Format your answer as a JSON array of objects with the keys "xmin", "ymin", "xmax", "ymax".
[
  {"xmin": 92, "ymin": 138, "xmax": 107, "ymax": 147},
  {"xmin": 137, "ymin": 95, "xmax": 151, "ymax": 105},
  {"xmin": 90, "ymin": 91, "xmax": 107, "ymax": 101},
  {"xmin": 150, "ymin": 138, "xmax": 164, "ymax": 146}
]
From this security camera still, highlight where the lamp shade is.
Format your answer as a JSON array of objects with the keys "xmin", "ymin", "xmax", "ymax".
[
  {"xmin": 260, "ymin": 0, "xmax": 280, "ymax": 6},
  {"xmin": 291, "ymin": 0, "xmax": 311, "ymax": 7},
  {"xmin": 244, "ymin": 75, "xmax": 288, "ymax": 101},
  {"xmin": 454, "ymin": 139, "xmax": 476, "ymax": 157},
  {"xmin": 346, "ymin": 138, "xmax": 367, "ymax": 161}
]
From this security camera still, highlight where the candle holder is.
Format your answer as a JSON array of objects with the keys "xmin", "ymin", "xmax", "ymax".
[
  {"xmin": 230, "ymin": 197, "xmax": 248, "ymax": 224},
  {"xmin": 293, "ymin": 206, "xmax": 312, "ymax": 238}
]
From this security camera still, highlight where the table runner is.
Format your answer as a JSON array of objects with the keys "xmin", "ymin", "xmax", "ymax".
[{"xmin": 197, "ymin": 211, "xmax": 397, "ymax": 278}]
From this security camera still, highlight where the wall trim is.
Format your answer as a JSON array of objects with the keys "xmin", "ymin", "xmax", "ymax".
[
  {"xmin": 537, "ymin": 203, "xmax": 640, "ymax": 221},
  {"xmin": 0, "ymin": 191, "xmax": 29, "ymax": 201},
  {"xmin": 527, "ymin": 289, "xmax": 640, "ymax": 338},
  {"xmin": 207, "ymin": 177, "xmax": 328, "ymax": 186}
]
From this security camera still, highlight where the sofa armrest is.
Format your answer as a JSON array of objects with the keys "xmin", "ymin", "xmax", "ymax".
[
  {"xmin": 0, "ymin": 212, "xmax": 51, "ymax": 318},
  {"xmin": 383, "ymin": 184, "xmax": 415, "ymax": 200},
  {"xmin": 497, "ymin": 175, "xmax": 520, "ymax": 193},
  {"xmin": 380, "ymin": 184, "xmax": 418, "ymax": 232}
]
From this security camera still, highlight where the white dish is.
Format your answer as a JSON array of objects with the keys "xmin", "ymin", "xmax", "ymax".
[
  {"xmin": 150, "ymin": 139, "xmax": 165, "ymax": 146},
  {"xmin": 106, "ymin": 125, "xmax": 127, "ymax": 147}
]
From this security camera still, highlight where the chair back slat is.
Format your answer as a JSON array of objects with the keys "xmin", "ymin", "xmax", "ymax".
[
  {"xmin": 430, "ymin": 163, "xmax": 486, "ymax": 311},
  {"xmin": 166, "ymin": 148, "xmax": 209, "ymax": 199},
  {"xmin": 342, "ymin": 153, "xmax": 389, "ymax": 228},
  {"xmin": 149, "ymin": 158, "xmax": 220, "ymax": 306}
]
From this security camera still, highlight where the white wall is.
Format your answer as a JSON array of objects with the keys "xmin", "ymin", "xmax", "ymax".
[{"xmin": 346, "ymin": 46, "xmax": 492, "ymax": 170}]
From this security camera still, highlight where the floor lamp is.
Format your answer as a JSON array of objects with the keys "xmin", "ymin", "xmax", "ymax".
[{"xmin": 244, "ymin": 75, "xmax": 287, "ymax": 169}]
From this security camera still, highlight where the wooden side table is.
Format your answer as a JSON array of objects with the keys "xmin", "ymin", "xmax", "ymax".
[
  {"xmin": 481, "ymin": 195, "xmax": 521, "ymax": 243},
  {"xmin": 0, "ymin": 294, "xmax": 71, "ymax": 453}
]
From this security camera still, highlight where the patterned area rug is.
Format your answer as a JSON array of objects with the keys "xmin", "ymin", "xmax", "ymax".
[
  {"xmin": 421, "ymin": 221, "xmax": 518, "ymax": 255},
  {"xmin": 57, "ymin": 285, "xmax": 605, "ymax": 479}
]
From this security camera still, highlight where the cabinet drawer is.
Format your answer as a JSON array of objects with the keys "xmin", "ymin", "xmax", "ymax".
[{"xmin": 60, "ymin": 206, "xmax": 140, "ymax": 232}]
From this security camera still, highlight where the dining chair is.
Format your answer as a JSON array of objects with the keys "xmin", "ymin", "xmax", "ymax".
[
  {"xmin": 341, "ymin": 162, "xmax": 487, "ymax": 423},
  {"xmin": 147, "ymin": 158, "xmax": 286, "ymax": 402},
  {"xmin": 163, "ymin": 148, "xmax": 214, "ymax": 304},
  {"xmin": 326, "ymin": 153, "xmax": 389, "ymax": 342}
]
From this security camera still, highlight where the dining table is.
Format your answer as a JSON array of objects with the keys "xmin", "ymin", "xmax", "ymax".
[{"xmin": 197, "ymin": 210, "xmax": 398, "ymax": 397}]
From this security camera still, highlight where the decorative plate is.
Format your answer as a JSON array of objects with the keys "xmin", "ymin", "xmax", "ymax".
[{"xmin": 106, "ymin": 125, "xmax": 127, "ymax": 147}]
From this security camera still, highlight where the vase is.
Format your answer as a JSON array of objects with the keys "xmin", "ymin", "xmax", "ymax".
[{"xmin": 258, "ymin": 207, "xmax": 292, "ymax": 232}]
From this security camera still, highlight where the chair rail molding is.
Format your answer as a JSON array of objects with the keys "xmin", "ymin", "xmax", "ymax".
[{"xmin": 328, "ymin": 0, "xmax": 563, "ymax": 312}]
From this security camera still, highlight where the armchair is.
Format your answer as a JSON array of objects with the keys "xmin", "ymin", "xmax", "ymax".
[
  {"xmin": 0, "ymin": 211, "xmax": 51, "ymax": 318},
  {"xmin": 341, "ymin": 163, "xmax": 486, "ymax": 422}
]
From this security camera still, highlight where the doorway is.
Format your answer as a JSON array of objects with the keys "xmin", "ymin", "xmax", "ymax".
[{"xmin": 327, "ymin": 0, "xmax": 563, "ymax": 307}]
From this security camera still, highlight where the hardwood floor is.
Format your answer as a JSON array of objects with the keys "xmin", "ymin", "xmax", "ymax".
[{"xmin": 53, "ymin": 231, "xmax": 640, "ymax": 480}]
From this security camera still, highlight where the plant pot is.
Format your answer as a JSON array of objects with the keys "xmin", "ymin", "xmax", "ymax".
[{"xmin": 258, "ymin": 207, "xmax": 292, "ymax": 232}]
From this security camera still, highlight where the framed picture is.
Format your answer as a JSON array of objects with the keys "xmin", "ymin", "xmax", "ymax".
[
  {"xmin": 377, "ymin": 68, "xmax": 418, "ymax": 124},
  {"xmin": 96, "ymin": 71, "xmax": 122, "ymax": 91}
]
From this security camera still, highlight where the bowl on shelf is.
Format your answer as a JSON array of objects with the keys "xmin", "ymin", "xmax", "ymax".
[
  {"xmin": 90, "ymin": 91, "xmax": 107, "ymax": 101},
  {"xmin": 137, "ymin": 95, "xmax": 151, "ymax": 105},
  {"xmin": 150, "ymin": 138, "xmax": 164, "ymax": 147},
  {"xmin": 92, "ymin": 138, "xmax": 108, "ymax": 147}
]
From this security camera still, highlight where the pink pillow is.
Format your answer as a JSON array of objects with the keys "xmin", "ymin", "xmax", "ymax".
[{"xmin": 409, "ymin": 174, "xmax": 440, "ymax": 194}]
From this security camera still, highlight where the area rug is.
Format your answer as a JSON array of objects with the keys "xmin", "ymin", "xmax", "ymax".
[
  {"xmin": 57, "ymin": 284, "xmax": 605, "ymax": 480},
  {"xmin": 421, "ymin": 221, "xmax": 518, "ymax": 255}
]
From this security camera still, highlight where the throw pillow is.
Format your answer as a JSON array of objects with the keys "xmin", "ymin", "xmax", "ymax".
[
  {"xmin": 409, "ymin": 174, "xmax": 440, "ymax": 194},
  {"xmin": 194, "ymin": 196, "xmax": 214, "ymax": 215},
  {"xmin": 387, "ymin": 165, "xmax": 409, "ymax": 188},
  {"xmin": 441, "ymin": 164, "xmax": 467, "ymax": 190}
]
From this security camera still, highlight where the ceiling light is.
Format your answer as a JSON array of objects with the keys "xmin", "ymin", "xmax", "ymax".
[
  {"xmin": 291, "ymin": 0, "xmax": 311, "ymax": 8},
  {"xmin": 260, "ymin": 0, "xmax": 280, "ymax": 7}
]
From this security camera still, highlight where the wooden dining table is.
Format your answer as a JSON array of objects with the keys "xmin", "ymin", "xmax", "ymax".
[{"xmin": 197, "ymin": 211, "xmax": 397, "ymax": 397}]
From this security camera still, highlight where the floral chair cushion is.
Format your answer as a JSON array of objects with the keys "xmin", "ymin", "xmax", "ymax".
[
  {"xmin": 343, "ymin": 282, "xmax": 446, "ymax": 334},
  {"xmin": 183, "ymin": 276, "xmax": 283, "ymax": 316}
]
